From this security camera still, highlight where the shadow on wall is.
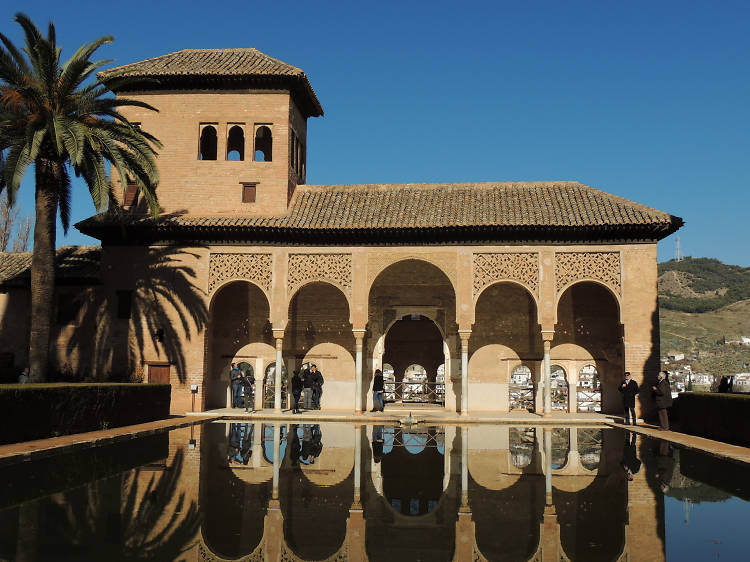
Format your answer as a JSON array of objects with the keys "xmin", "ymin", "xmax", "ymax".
[
  {"xmin": 639, "ymin": 307, "xmax": 662, "ymax": 423},
  {"xmin": 67, "ymin": 246, "xmax": 208, "ymax": 383}
]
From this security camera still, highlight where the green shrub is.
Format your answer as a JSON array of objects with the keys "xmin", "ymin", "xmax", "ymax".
[
  {"xmin": 673, "ymin": 392, "xmax": 750, "ymax": 446},
  {"xmin": 0, "ymin": 383, "xmax": 171, "ymax": 445}
]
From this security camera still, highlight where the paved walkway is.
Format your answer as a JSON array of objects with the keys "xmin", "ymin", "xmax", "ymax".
[
  {"xmin": 0, "ymin": 415, "xmax": 220, "ymax": 467},
  {"xmin": 603, "ymin": 420, "xmax": 750, "ymax": 465},
  {"xmin": 188, "ymin": 405, "xmax": 616, "ymax": 426}
]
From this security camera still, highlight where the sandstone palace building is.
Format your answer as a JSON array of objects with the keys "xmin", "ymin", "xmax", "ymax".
[{"xmin": 0, "ymin": 48, "xmax": 682, "ymax": 416}]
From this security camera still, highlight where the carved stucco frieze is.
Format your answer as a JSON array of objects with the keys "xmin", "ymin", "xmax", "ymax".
[
  {"xmin": 472, "ymin": 252, "xmax": 539, "ymax": 298},
  {"xmin": 208, "ymin": 253, "xmax": 273, "ymax": 296},
  {"xmin": 288, "ymin": 253, "xmax": 352, "ymax": 298},
  {"xmin": 555, "ymin": 251, "xmax": 621, "ymax": 295},
  {"xmin": 281, "ymin": 543, "xmax": 347, "ymax": 562}
]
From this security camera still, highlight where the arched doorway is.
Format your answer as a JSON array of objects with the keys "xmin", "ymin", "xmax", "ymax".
[
  {"xmin": 554, "ymin": 282, "xmax": 623, "ymax": 414},
  {"xmin": 510, "ymin": 365, "xmax": 535, "ymax": 412},
  {"xmin": 206, "ymin": 281, "xmax": 272, "ymax": 409},
  {"xmin": 263, "ymin": 362, "xmax": 287, "ymax": 409},
  {"xmin": 382, "ymin": 315, "xmax": 446, "ymax": 405},
  {"xmin": 368, "ymin": 259, "xmax": 457, "ymax": 410},
  {"xmin": 577, "ymin": 364, "xmax": 601, "ymax": 412}
]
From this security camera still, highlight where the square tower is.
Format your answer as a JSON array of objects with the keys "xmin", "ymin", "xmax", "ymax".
[{"xmin": 101, "ymin": 48, "xmax": 323, "ymax": 217}]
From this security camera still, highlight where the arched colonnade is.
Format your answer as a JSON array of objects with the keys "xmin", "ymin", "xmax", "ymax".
[{"xmin": 204, "ymin": 249, "xmax": 627, "ymax": 414}]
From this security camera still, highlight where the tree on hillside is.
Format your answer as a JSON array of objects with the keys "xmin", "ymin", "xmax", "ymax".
[{"xmin": 0, "ymin": 14, "xmax": 161, "ymax": 381}]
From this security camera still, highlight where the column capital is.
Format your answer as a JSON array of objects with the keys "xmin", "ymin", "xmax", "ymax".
[
  {"xmin": 272, "ymin": 329, "xmax": 285, "ymax": 341},
  {"xmin": 541, "ymin": 329, "xmax": 555, "ymax": 342},
  {"xmin": 352, "ymin": 328, "xmax": 367, "ymax": 341},
  {"xmin": 458, "ymin": 329, "xmax": 472, "ymax": 342}
]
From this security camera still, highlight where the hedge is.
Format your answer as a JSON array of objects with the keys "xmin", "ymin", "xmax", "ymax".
[
  {"xmin": 0, "ymin": 383, "xmax": 171, "ymax": 445},
  {"xmin": 672, "ymin": 392, "xmax": 750, "ymax": 446}
]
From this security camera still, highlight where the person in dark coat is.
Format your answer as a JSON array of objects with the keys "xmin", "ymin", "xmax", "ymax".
[
  {"xmin": 291, "ymin": 369, "xmax": 304, "ymax": 413},
  {"xmin": 652, "ymin": 371, "xmax": 673, "ymax": 430},
  {"xmin": 655, "ymin": 439, "xmax": 675, "ymax": 493},
  {"xmin": 239, "ymin": 369, "xmax": 255, "ymax": 413},
  {"xmin": 620, "ymin": 431, "xmax": 641, "ymax": 481},
  {"xmin": 371, "ymin": 369, "xmax": 385, "ymax": 412},
  {"xmin": 229, "ymin": 363, "xmax": 242, "ymax": 407},
  {"xmin": 309, "ymin": 364, "xmax": 324, "ymax": 409},
  {"xmin": 372, "ymin": 425, "xmax": 384, "ymax": 463},
  {"xmin": 718, "ymin": 376, "xmax": 730, "ymax": 393},
  {"xmin": 618, "ymin": 371, "xmax": 639, "ymax": 425}
]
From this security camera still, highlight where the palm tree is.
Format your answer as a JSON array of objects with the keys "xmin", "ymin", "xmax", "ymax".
[{"xmin": 0, "ymin": 14, "xmax": 161, "ymax": 381}]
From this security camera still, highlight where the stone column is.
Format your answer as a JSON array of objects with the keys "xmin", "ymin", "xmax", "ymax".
[
  {"xmin": 461, "ymin": 426, "xmax": 469, "ymax": 507},
  {"xmin": 544, "ymin": 427, "xmax": 552, "ymax": 505},
  {"xmin": 272, "ymin": 423, "xmax": 281, "ymax": 500},
  {"xmin": 458, "ymin": 330, "xmax": 471, "ymax": 416},
  {"xmin": 254, "ymin": 357, "xmax": 264, "ymax": 411},
  {"xmin": 354, "ymin": 329, "xmax": 366, "ymax": 414},
  {"xmin": 252, "ymin": 421, "xmax": 263, "ymax": 467},
  {"xmin": 273, "ymin": 330, "xmax": 284, "ymax": 412},
  {"xmin": 542, "ymin": 330, "xmax": 554, "ymax": 417},
  {"xmin": 354, "ymin": 425, "xmax": 362, "ymax": 505}
]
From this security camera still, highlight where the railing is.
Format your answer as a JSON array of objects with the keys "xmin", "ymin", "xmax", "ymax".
[
  {"xmin": 390, "ymin": 429, "xmax": 444, "ymax": 449},
  {"xmin": 384, "ymin": 380, "xmax": 445, "ymax": 405},
  {"xmin": 509, "ymin": 384, "xmax": 535, "ymax": 412},
  {"xmin": 576, "ymin": 387, "xmax": 602, "ymax": 412}
]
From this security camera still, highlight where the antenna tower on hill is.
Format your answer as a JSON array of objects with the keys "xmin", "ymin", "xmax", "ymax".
[{"xmin": 675, "ymin": 236, "xmax": 683, "ymax": 262}]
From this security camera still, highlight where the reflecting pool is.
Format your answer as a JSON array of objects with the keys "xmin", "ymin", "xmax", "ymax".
[{"xmin": 1, "ymin": 422, "xmax": 749, "ymax": 561}]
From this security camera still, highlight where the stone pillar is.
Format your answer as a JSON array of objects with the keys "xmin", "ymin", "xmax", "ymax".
[
  {"xmin": 461, "ymin": 426, "xmax": 469, "ymax": 507},
  {"xmin": 252, "ymin": 421, "xmax": 263, "ymax": 467},
  {"xmin": 254, "ymin": 357, "xmax": 264, "ymax": 411},
  {"xmin": 544, "ymin": 427, "xmax": 552, "ymax": 505},
  {"xmin": 273, "ymin": 330, "xmax": 284, "ymax": 412},
  {"xmin": 568, "ymin": 427, "xmax": 580, "ymax": 469},
  {"xmin": 542, "ymin": 330, "xmax": 554, "ymax": 416},
  {"xmin": 272, "ymin": 423, "xmax": 281, "ymax": 499},
  {"xmin": 354, "ymin": 329, "xmax": 366, "ymax": 414},
  {"xmin": 354, "ymin": 425, "xmax": 362, "ymax": 504},
  {"xmin": 459, "ymin": 330, "xmax": 471, "ymax": 416}
]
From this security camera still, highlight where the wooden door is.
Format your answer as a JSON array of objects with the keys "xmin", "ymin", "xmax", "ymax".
[{"xmin": 148, "ymin": 364, "xmax": 170, "ymax": 384}]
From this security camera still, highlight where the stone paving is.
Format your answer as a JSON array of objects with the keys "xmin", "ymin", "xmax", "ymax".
[
  {"xmin": 0, "ymin": 415, "xmax": 219, "ymax": 467},
  {"xmin": 604, "ymin": 420, "xmax": 750, "ymax": 465}
]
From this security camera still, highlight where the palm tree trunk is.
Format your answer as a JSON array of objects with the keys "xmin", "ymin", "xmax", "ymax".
[{"xmin": 28, "ymin": 157, "xmax": 61, "ymax": 382}]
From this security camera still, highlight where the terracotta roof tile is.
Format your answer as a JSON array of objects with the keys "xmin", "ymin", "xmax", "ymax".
[
  {"xmin": 0, "ymin": 246, "xmax": 101, "ymax": 287},
  {"xmin": 76, "ymin": 182, "xmax": 683, "ymax": 242},
  {"xmin": 99, "ymin": 48, "xmax": 323, "ymax": 117}
]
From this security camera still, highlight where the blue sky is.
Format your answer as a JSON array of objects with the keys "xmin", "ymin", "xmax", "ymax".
[{"xmin": 2, "ymin": 1, "xmax": 748, "ymax": 265}]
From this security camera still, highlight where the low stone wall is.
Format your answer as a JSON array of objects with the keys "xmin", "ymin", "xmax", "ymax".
[
  {"xmin": 673, "ymin": 391, "xmax": 750, "ymax": 446},
  {"xmin": 0, "ymin": 383, "xmax": 171, "ymax": 445}
]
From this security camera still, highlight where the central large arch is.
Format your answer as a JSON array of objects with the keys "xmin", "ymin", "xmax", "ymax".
[{"xmin": 367, "ymin": 259, "xmax": 458, "ymax": 410}]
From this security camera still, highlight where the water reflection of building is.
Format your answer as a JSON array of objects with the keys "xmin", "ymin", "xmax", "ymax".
[
  {"xmin": 0, "ymin": 422, "xmax": 668, "ymax": 561},
  {"xmin": 190, "ymin": 424, "xmax": 667, "ymax": 561}
]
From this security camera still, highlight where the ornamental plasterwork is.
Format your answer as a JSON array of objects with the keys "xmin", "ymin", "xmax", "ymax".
[
  {"xmin": 208, "ymin": 253, "xmax": 273, "ymax": 296},
  {"xmin": 288, "ymin": 253, "xmax": 352, "ymax": 298},
  {"xmin": 555, "ymin": 251, "xmax": 621, "ymax": 295},
  {"xmin": 472, "ymin": 252, "xmax": 539, "ymax": 299},
  {"xmin": 199, "ymin": 535, "xmax": 263, "ymax": 561}
]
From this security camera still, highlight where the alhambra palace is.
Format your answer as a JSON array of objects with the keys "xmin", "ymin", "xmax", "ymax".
[{"xmin": 0, "ymin": 48, "xmax": 682, "ymax": 418}]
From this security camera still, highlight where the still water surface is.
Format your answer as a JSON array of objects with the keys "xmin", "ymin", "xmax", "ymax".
[{"xmin": 1, "ymin": 422, "xmax": 749, "ymax": 561}]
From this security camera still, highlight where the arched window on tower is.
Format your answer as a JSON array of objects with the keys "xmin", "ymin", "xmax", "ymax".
[
  {"xmin": 199, "ymin": 125, "xmax": 217, "ymax": 160},
  {"xmin": 226, "ymin": 125, "xmax": 245, "ymax": 161},
  {"xmin": 254, "ymin": 125, "xmax": 272, "ymax": 162}
]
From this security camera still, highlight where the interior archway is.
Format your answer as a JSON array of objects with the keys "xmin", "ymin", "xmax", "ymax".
[
  {"xmin": 206, "ymin": 281, "xmax": 271, "ymax": 409},
  {"xmin": 554, "ymin": 282, "xmax": 623, "ymax": 414},
  {"xmin": 383, "ymin": 315, "xmax": 445, "ymax": 404}
]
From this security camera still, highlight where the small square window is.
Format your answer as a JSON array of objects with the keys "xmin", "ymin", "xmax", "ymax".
[
  {"xmin": 241, "ymin": 183, "xmax": 257, "ymax": 203},
  {"xmin": 117, "ymin": 290, "xmax": 133, "ymax": 319}
]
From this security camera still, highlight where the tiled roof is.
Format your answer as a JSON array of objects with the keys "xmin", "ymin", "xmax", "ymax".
[
  {"xmin": 99, "ymin": 48, "xmax": 323, "ymax": 117},
  {"xmin": 77, "ymin": 182, "xmax": 682, "ymax": 243},
  {"xmin": 0, "ymin": 246, "xmax": 101, "ymax": 287}
]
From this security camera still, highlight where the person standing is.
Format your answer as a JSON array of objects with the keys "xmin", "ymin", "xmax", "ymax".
[
  {"xmin": 620, "ymin": 431, "xmax": 641, "ymax": 481},
  {"xmin": 618, "ymin": 371, "xmax": 638, "ymax": 425},
  {"xmin": 17, "ymin": 366, "xmax": 30, "ymax": 384},
  {"xmin": 310, "ymin": 364, "xmax": 324, "ymax": 410},
  {"xmin": 652, "ymin": 371, "xmax": 673, "ymax": 430},
  {"xmin": 291, "ymin": 369, "xmax": 304, "ymax": 414},
  {"xmin": 229, "ymin": 363, "xmax": 242, "ymax": 408},
  {"xmin": 302, "ymin": 367, "xmax": 314, "ymax": 410},
  {"xmin": 240, "ymin": 368, "xmax": 256, "ymax": 413},
  {"xmin": 372, "ymin": 369, "xmax": 385, "ymax": 412}
]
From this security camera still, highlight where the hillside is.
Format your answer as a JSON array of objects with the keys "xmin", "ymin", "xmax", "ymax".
[{"xmin": 658, "ymin": 258, "xmax": 750, "ymax": 312}]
